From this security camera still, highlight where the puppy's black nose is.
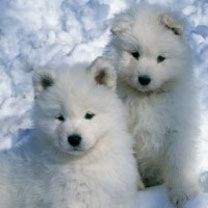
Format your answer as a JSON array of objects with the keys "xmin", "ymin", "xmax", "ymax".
[
  {"xmin": 138, "ymin": 75, "xmax": 151, "ymax": 86},
  {"xmin": 68, "ymin": 134, "xmax": 81, "ymax": 147}
]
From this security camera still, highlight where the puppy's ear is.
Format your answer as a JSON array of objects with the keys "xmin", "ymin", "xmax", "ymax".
[
  {"xmin": 33, "ymin": 67, "xmax": 55, "ymax": 98},
  {"xmin": 111, "ymin": 15, "xmax": 133, "ymax": 36},
  {"xmin": 159, "ymin": 14, "xmax": 184, "ymax": 36},
  {"xmin": 89, "ymin": 57, "xmax": 117, "ymax": 91}
]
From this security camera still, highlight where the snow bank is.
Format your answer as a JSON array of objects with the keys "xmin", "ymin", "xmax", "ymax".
[{"xmin": 0, "ymin": 0, "xmax": 128, "ymax": 148}]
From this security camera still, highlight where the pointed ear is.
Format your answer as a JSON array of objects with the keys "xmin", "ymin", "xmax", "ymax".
[
  {"xmin": 159, "ymin": 14, "xmax": 184, "ymax": 36},
  {"xmin": 111, "ymin": 15, "xmax": 133, "ymax": 36},
  {"xmin": 89, "ymin": 57, "xmax": 117, "ymax": 91},
  {"xmin": 33, "ymin": 67, "xmax": 55, "ymax": 98}
]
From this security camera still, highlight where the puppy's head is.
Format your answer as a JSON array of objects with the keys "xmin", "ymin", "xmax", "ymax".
[
  {"xmin": 33, "ymin": 57, "xmax": 120, "ymax": 156},
  {"xmin": 110, "ymin": 3, "xmax": 190, "ymax": 93}
]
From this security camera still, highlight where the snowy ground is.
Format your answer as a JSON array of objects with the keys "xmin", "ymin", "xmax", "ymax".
[{"xmin": 0, "ymin": 0, "xmax": 208, "ymax": 207}]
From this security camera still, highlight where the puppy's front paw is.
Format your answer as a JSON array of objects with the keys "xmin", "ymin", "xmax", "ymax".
[
  {"xmin": 137, "ymin": 179, "xmax": 145, "ymax": 190},
  {"xmin": 168, "ymin": 186, "xmax": 198, "ymax": 208},
  {"xmin": 169, "ymin": 192, "xmax": 188, "ymax": 208}
]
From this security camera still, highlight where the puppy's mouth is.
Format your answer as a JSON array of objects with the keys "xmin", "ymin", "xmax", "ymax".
[
  {"xmin": 72, "ymin": 147, "xmax": 81, "ymax": 152},
  {"xmin": 137, "ymin": 85, "xmax": 151, "ymax": 92},
  {"xmin": 68, "ymin": 147, "xmax": 85, "ymax": 156},
  {"xmin": 59, "ymin": 142, "xmax": 86, "ymax": 156},
  {"xmin": 139, "ymin": 88, "xmax": 165, "ymax": 95},
  {"xmin": 122, "ymin": 78, "xmax": 163, "ymax": 94},
  {"xmin": 135, "ymin": 81, "xmax": 173, "ymax": 95}
]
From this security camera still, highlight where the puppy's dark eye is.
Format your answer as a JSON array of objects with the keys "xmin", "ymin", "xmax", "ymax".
[
  {"xmin": 56, "ymin": 115, "xmax": 65, "ymax": 122},
  {"xmin": 130, "ymin": 51, "xmax": 140, "ymax": 60},
  {"xmin": 157, "ymin": 55, "xmax": 166, "ymax": 63},
  {"xmin": 85, "ymin": 112, "xmax": 95, "ymax": 120}
]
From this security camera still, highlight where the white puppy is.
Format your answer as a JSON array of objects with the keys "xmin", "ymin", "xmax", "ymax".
[
  {"xmin": 0, "ymin": 57, "xmax": 138, "ymax": 208},
  {"xmin": 105, "ymin": 3, "xmax": 200, "ymax": 207}
]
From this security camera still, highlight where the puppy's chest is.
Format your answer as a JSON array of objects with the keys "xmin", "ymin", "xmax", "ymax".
[
  {"xmin": 47, "ymin": 164, "xmax": 125, "ymax": 207},
  {"xmin": 123, "ymin": 94, "xmax": 172, "ymax": 154},
  {"xmin": 44, "ymin": 169, "xmax": 95, "ymax": 207}
]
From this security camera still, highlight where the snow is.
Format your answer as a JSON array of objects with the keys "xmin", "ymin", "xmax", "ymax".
[{"xmin": 0, "ymin": 0, "xmax": 207, "ymax": 207}]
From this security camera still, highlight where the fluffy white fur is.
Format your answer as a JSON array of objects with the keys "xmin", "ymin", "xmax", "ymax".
[
  {"xmin": 0, "ymin": 57, "xmax": 138, "ymax": 208},
  {"xmin": 105, "ymin": 3, "xmax": 200, "ymax": 208}
]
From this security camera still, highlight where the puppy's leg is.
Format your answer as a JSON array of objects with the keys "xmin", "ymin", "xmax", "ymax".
[
  {"xmin": 137, "ymin": 176, "xmax": 145, "ymax": 190},
  {"xmin": 136, "ymin": 165, "xmax": 145, "ymax": 190},
  {"xmin": 163, "ymin": 131, "xmax": 199, "ymax": 208}
]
